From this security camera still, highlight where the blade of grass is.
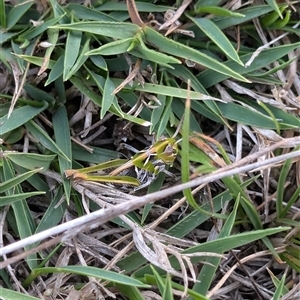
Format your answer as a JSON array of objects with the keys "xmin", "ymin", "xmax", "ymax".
[
  {"xmin": 193, "ymin": 194, "xmax": 240, "ymax": 295},
  {"xmin": 35, "ymin": 186, "xmax": 67, "ymax": 234},
  {"xmin": 0, "ymin": 288, "xmax": 40, "ymax": 300},
  {"xmin": 0, "ymin": 192, "xmax": 45, "ymax": 206},
  {"xmin": 25, "ymin": 120, "xmax": 70, "ymax": 161},
  {"xmin": 52, "ymin": 105, "xmax": 72, "ymax": 204},
  {"xmin": 63, "ymin": 28, "xmax": 82, "ymax": 81},
  {"xmin": 143, "ymin": 27, "xmax": 249, "ymax": 83},
  {"xmin": 6, "ymin": 1, "xmax": 33, "ymax": 30},
  {"xmin": 0, "ymin": 0, "xmax": 6, "ymax": 28},
  {"xmin": 188, "ymin": 16, "xmax": 243, "ymax": 65},
  {"xmin": 3, "ymin": 159, "xmax": 37, "ymax": 269},
  {"xmin": 0, "ymin": 168, "xmax": 42, "ymax": 192},
  {"xmin": 23, "ymin": 265, "xmax": 150, "ymax": 288},
  {"xmin": 0, "ymin": 102, "xmax": 48, "ymax": 135},
  {"xmin": 5, "ymin": 152, "xmax": 56, "ymax": 171}
]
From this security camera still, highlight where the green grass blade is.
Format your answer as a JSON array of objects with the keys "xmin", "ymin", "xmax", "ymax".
[
  {"xmin": 6, "ymin": 1, "xmax": 33, "ymax": 30},
  {"xmin": 188, "ymin": 16, "xmax": 243, "ymax": 65},
  {"xmin": 39, "ymin": 28, "xmax": 59, "ymax": 75},
  {"xmin": 0, "ymin": 168, "xmax": 41, "ymax": 192},
  {"xmin": 3, "ymin": 159, "xmax": 37, "ymax": 269},
  {"xmin": 0, "ymin": 0, "xmax": 6, "ymax": 28},
  {"xmin": 101, "ymin": 76, "xmax": 116, "ymax": 118},
  {"xmin": 5, "ymin": 152, "xmax": 56, "ymax": 171},
  {"xmin": 97, "ymin": 1, "xmax": 171, "ymax": 12},
  {"xmin": 150, "ymin": 265, "xmax": 166, "ymax": 295},
  {"xmin": 67, "ymin": 3, "xmax": 117, "ymax": 21},
  {"xmin": 23, "ymin": 266, "xmax": 150, "ymax": 288},
  {"xmin": 86, "ymin": 37, "xmax": 134, "ymax": 56},
  {"xmin": 193, "ymin": 194, "xmax": 240, "ymax": 295},
  {"xmin": 163, "ymin": 274, "xmax": 174, "ymax": 300},
  {"xmin": 51, "ymin": 21, "xmax": 140, "ymax": 39},
  {"xmin": 25, "ymin": 120, "xmax": 71, "ymax": 161},
  {"xmin": 198, "ymin": 42, "xmax": 300, "ymax": 87},
  {"xmin": 0, "ymin": 192, "xmax": 45, "ymax": 206},
  {"xmin": 265, "ymin": 0, "xmax": 282, "ymax": 18},
  {"xmin": 52, "ymin": 105, "xmax": 72, "ymax": 204},
  {"xmin": 272, "ymin": 273, "xmax": 286, "ymax": 300},
  {"xmin": 143, "ymin": 27, "xmax": 249, "ymax": 83},
  {"xmin": 0, "ymin": 102, "xmax": 48, "ymax": 135},
  {"xmin": 69, "ymin": 76, "xmax": 150, "ymax": 126},
  {"xmin": 19, "ymin": 16, "xmax": 64, "ymax": 41},
  {"xmin": 45, "ymin": 54, "xmax": 64, "ymax": 85},
  {"xmin": 63, "ymin": 28, "xmax": 82, "ymax": 81},
  {"xmin": 113, "ymin": 284, "xmax": 146, "ymax": 300},
  {"xmin": 65, "ymin": 37, "xmax": 90, "ymax": 81},
  {"xmin": 111, "ymin": 78, "xmax": 216, "ymax": 100},
  {"xmin": 35, "ymin": 186, "xmax": 67, "ymax": 234},
  {"xmin": 0, "ymin": 288, "xmax": 40, "ymax": 300}
]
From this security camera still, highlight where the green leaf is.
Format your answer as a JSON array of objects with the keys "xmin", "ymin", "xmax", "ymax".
[
  {"xmin": 163, "ymin": 275, "xmax": 174, "ymax": 300},
  {"xmin": 213, "ymin": 5, "xmax": 274, "ymax": 30},
  {"xmin": 66, "ymin": 37, "xmax": 90, "ymax": 81},
  {"xmin": 25, "ymin": 120, "xmax": 71, "ymax": 161},
  {"xmin": 63, "ymin": 29, "xmax": 82, "ymax": 81},
  {"xmin": 51, "ymin": 21, "xmax": 140, "ymax": 39},
  {"xmin": 111, "ymin": 78, "xmax": 215, "ymax": 100},
  {"xmin": 45, "ymin": 54, "xmax": 64, "ymax": 85},
  {"xmin": 4, "ymin": 152, "xmax": 56, "ymax": 171},
  {"xmin": 0, "ymin": 168, "xmax": 42, "ymax": 192},
  {"xmin": 151, "ymin": 265, "xmax": 167, "ymax": 295},
  {"xmin": 0, "ymin": 191, "xmax": 45, "ymax": 206},
  {"xmin": 195, "ymin": 6, "xmax": 245, "ymax": 17},
  {"xmin": 86, "ymin": 37, "xmax": 134, "ymax": 56},
  {"xmin": 35, "ymin": 186, "xmax": 67, "ymax": 234},
  {"xmin": 193, "ymin": 195, "xmax": 239, "ymax": 294},
  {"xmin": 0, "ymin": 288, "xmax": 40, "ymax": 300},
  {"xmin": 101, "ymin": 76, "xmax": 116, "ymax": 118},
  {"xmin": 0, "ymin": 0, "xmax": 6, "ymax": 28},
  {"xmin": 16, "ymin": 54, "xmax": 55, "ymax": 69},
  {"xmin": 48, "ymin": 0, "xmax": 69, "ymax": 23},
  {"xmin": 181, "ymin": 83, "xmax": 197, "ymax": 209},
  {"xmin": 215, "ymin": 102, "xmax": 299, "ymax": 129},
  {"xmin": 67, "ymin": 3, "xmax": 117, "ymax": 21},
  {"xmin": 97, "ymin": 1, "xmax": 171, "ymax": 12},
  {"xmin": 6, "ymin": 1, "xmax": 33, "ymax": 30},
  {"xmin": 272, "ymin": 273, "xmax": 286, "ymax": 300},
  {"xmin": 198, "ymin": 42, "xmax": 300, "ymax": 87},
  {"xmin": 23, "ymin": 266, "xmax": 150, "ymax": 288},
  {"xmin": 143, "ymin": 27, "xmax": 249, "ymax": 83},
  {"xmin": 113, "ymin": 284, "xmax": 145, "ymax": 300},
  {"xmin": 52, "ymin": 105, "xmax": 72, "ymax": 204},
  {"xmin": 0, "ymin": 102, "xmax": 48, "ymax": 135},
  {"xmin": 19, "ymin": 16, "xmax": 64, "ymax": 41},
  {"xmin": 3, "ymin": 159, "xmax": 37, "ymax": 269},
  {"xmin": 69, "ymin": 76, "xmax": 150, "ymax": 127},
  {"xmin": 188, "ymin": 16, "xmax": 243, "ymax": 65},
  {"xmin": 265, "ymin": 0, "xmax": 282, "ymax": 18},
  {"xmin": 24, "ymin": 84, "xmax": 56, "ymax": 105}
]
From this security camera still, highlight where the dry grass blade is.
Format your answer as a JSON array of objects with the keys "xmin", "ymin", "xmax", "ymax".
[
  {"xmin": 126, "ymin": 0, "xmax": 144, "ymax": 26},
  {"xmin": 159, "ymin": 0, "xmax": 192, "ymax": 31}
]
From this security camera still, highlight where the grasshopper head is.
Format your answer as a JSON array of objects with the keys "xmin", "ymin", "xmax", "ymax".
[{"xmin": 156, "ymin": 138, "xmax": 178, "ymax": 165}]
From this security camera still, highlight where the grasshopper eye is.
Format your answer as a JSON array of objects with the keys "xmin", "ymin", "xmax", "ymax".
[{"xmin": 164, "ymin": 144, "xmax": 175, "ymax": 154}]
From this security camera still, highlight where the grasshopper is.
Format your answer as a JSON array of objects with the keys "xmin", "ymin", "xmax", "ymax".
[
  {"xmin": 109, "ymin": 137, "xmax": 179, "ymax": 190},
  {"xmin": 65, "ymin": 136, "xmax": 179, "ymax": 191}
]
